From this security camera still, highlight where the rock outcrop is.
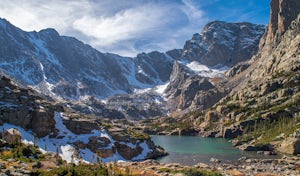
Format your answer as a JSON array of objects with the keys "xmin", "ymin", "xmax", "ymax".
[
  {"xmin": 277, "ymin": 133, "xmax": 300, "ymax": 155},
  {"xmin": 165, "ymin": 62, "xmax": 227, "ymax": 112},
  {"xmin": 0, "ymin": 75, "xmax": 59, "ymax": 137}
]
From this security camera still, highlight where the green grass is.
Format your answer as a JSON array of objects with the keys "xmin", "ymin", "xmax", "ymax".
[
  {"xmin": 36, "ymin": 163, "xmax": 109, "ymax": 176},
  {"xmin": 240, "ymin": 115, "xmax": 300, "ymax": 146},
  {"xmin": 127, "ymin": 129, "xmax": 151, "ymax": 140},
  {"xmin": 160, "ymin": 167, "xmax": 222, "ymax": 176}
]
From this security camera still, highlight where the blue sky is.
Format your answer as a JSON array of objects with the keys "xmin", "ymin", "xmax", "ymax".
[{"xmin": 0, "ymin": 0, "xmax": 270, "ymax": 56}]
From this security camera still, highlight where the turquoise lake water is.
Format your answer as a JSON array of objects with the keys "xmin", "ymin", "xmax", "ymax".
[{"xmin": 151, "ymin": 135, "xmax": 279, "ymax": 165}]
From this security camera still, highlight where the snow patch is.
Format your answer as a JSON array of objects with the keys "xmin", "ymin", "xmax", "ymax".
[
  {"xmin": 154, "ymin": 82, "xmax": 169, "ymax": 95},
  {"xmin": 186, "ymin": 61, "xmax": 210, "ymax": 72},
  {"xmin": 185, "ymin": 61, "xmax": 228, "ymax": 78},
  {"xmin": 60, "ymin": 145, "xmax": 80, "ymax": 164}
]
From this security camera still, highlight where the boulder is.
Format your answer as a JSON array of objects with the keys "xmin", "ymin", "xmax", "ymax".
[
  {"xmin": 277, "ymin": 137, "xmax": 300, "ymax": 155},
  {"xmin": 238, "ymin": 143, "xmax": 272, "ymax": 151},
  {"xmin": 216, "ymin": 105, "xmax": 229, "ymax": 114},
  {"xmin": 169, "ymin": 130, "xmax": 179, "ymax": 135},
  {"xmin": 228, "ymin": 170, "xmax": 245, "ymax": 176},
  {"xmin": 2, "ymin": 128, "xmax": 21, "ymax": 144},
  {"xmin": 194, "ymin": 163, "xmax": 209, "ymax": 169},
  {"xmin": 223, "ymin": 126, "xmax": 243, "ymax": 138},
  {"xmin": 210, "ymin": 157, "xmax": 220, "ymax": 163},
  {"xmin": 96, "ymin": 148, "xmax": 116, "ymax": 158},
  {"xmin": 63, "ymin": 119, "xmax": 99, "ymax": 135},
  {"xmin": 115, "ymin": 142, "xmax": 143, "ymax": 160}
]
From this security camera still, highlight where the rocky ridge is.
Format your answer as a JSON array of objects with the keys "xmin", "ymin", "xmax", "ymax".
[{"xmin": 0, "ymin": 18, "xmax": 175, "ymax": 100}]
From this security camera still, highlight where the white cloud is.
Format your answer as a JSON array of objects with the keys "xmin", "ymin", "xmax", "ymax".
[
  {"xmin": 0, "ymin": 0, "xmax": 91, "ymax": 32},
  {"xmin": 72, "ymin": 3, "xmax": 168, "ymax": 46},
  {"xmin": 0, "ymin": 0, "xmax": 207, "ymax": 56}
]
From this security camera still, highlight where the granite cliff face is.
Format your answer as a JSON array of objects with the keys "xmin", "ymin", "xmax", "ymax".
[
  {"xmin": 0, "ymin": 74, "xmax": 59, "ymax": 137},
  {"xmin": 165, "ymin": 62, "xmax": 226, "ymax": 112},
  {"xmin": 266, "ymin": 0, "xmax": 300, "ymax": 48}
]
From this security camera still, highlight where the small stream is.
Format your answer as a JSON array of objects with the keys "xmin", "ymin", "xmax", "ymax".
[{"xmin": 151, "ymin": 135, "xmax": 280, "ymax": 166}]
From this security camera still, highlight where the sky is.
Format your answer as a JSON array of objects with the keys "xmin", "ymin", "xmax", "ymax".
[{"xmin": 0, "ymin": 0, "xmax": 270, "ymax": 57}]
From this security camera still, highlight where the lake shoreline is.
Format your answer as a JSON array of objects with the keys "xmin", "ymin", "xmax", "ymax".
[
  {"xmin": 113, "ymin": 154, "xmax": 300, "ymax": 176},
  {"xmin": 151, "ymin": 135, "xmax": 281, "ymax": 166}
]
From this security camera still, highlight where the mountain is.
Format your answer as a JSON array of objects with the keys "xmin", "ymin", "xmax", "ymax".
[
  {"xmin": 0, "ymin": 19, "xmax": 175, "ymax": 100},
  {"xmin": 0, "ymin": 19, "xmax": 265, "ymax": 120},
  {"xmin": 180, "ymin": 0, "xmax": 300, "ymax": 155},
  {"xmin": 181, "ymin": 21, "xmax": 265, "ymax": 67}
]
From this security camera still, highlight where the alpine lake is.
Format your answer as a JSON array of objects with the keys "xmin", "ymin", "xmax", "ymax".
[{"xmin": 151, "ymin": 135, "xmax": 280, "ymax": 166}]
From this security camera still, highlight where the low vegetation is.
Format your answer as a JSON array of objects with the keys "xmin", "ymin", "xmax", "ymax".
[
  {"xmin": 37, "ymin": 163, "xmax": 109, "ymax": 176},
  {"xmin": 160, "ymin": 167, "xmax": 222, "ymax": 176},
  {"xmin": 240, "ymin": 115, "xmax": 300, "ymax": 146},
  {"xmin": 0, "ymin": 143, "xmax": 45, "ymax": 162}
]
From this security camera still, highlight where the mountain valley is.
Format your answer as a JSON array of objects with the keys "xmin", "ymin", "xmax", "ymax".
[{"xmin": 0, "ymin": 0, "xmax": 300, "ymax": 175}]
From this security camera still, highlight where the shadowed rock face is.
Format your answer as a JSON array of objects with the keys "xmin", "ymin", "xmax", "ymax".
[{"xmin": 0, "ymin": 75, "xmax": 58, "ymax": 137}]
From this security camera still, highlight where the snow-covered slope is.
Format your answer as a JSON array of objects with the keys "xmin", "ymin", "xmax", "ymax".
[{"xmin": 0, "ymin": 18, "xmax": 176, "ymax": 100}]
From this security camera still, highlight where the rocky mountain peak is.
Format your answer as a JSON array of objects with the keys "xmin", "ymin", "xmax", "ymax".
[{"xmin": 182, "ymin": 21, "xmax": 265, "ymax": 67}]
